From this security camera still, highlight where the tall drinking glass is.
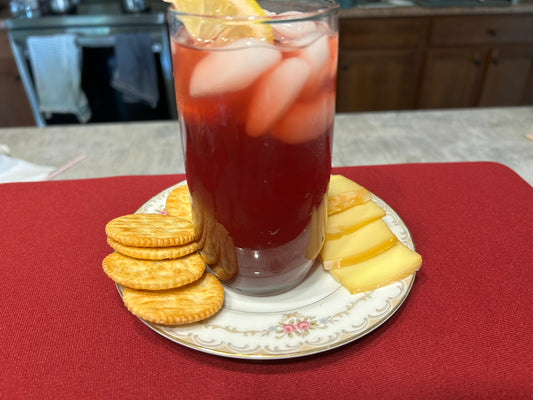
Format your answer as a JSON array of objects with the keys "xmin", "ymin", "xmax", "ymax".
[{"xmin": 168, "ymin": 0, "xmax": 339, "ymax": 296}]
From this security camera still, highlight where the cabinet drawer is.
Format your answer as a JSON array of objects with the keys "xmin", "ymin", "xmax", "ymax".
[
  {"xmin": 340, "ymin": 17, "xmax": 428, "ymax": 49},
  {"xmin": 430, "ymin": 15, "xmax": 533, "ymax": 46}
]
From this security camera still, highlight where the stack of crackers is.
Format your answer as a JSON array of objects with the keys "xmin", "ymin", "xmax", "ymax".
[{"xmin": 102, "ymin": 184, "xmax": 224, "ymax": 326}]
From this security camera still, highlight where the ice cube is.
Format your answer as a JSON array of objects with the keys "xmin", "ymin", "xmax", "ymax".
[
  {"xmin": 300, "ymin": 34, "xmax": 330, "ymax": 78},
  {"xmin": 272, "ymin": 91, "xmax": 335, "ymax": 144},
  {"xmin": 190, "ymin": 41, "xmax": 281, "ymax": 97},
  {"xmin": 298, "ymin": 34, "xmax": 331, "ymax": 98},
  {"xmin": 272, "ymin": 12, "xmax": 317, "ymax": 41},
  {"xmin": 246, "ymin": 57, "xmax": 311, "ymax": 138}
]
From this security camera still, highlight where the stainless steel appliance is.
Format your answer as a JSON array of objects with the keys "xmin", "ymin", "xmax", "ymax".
[
  {"xmin": 49, "ymin": 0, "xmax": 76, "ymax": 14},
  {"xmin": 9, "ymin": 0, "xmax": 41, "ymax": 19},
  {"xmin": 6, "ymin": 2, "xmax": 176, "ymax": 126},
  {"xmin": 121, "ymin": 0, "xmax": 149, "ymax": 13}
]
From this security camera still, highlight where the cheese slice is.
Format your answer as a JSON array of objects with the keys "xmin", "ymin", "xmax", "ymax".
[
  {"xmin": 326, "ymin": 200, "xmax": 386, "ymax": 240},
  {"xmin": 329, "ymin": 242, "xmax": 422, "ymax": 294},
  {"xmin": 329, "ymin": 174, "xmax": 369, "ymax": 197},
  {"xmin": 328, "ymin": 175, "xmax": 372, "ymax": 215},
  {"xmin": 320, "ymin": 219, "xmax": 397, "ymax": 270}
]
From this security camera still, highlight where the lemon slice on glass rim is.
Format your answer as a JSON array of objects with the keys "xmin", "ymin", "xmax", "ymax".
[{"xmin": 165, "ymin": 0, "xmax": 273, "ymax": 44}]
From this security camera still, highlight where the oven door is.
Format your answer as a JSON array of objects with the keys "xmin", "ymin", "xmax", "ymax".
[{"xmin": 7, "ymin": 17, "xmax": 177, "ymax": 126}]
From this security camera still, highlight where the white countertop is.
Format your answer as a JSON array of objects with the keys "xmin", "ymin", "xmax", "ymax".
[{"xmin": 1, "ymin": 107, "xmax": 532, "ymax": 185}]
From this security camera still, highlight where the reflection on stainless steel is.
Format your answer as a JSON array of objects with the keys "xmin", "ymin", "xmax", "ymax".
[
  {"xmin": 121, "ymin": 0, "xmax": 149, "ymax": 13},
  {"xmin": 9, "ymin": 0, "xmax": 41, "ymax": 18},
  {"xmin": 49, "ymin": 0, "xmax": 75, "ymax": 14}
]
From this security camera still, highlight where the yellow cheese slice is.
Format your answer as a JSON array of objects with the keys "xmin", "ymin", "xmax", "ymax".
[
  {"xmin": 329, "ymin": 242, "xmax": 422, "ymax": 294},
  {"xmin": 328, "ymin": 175, "xmax": 372, "ymax": 215},
  {"xmin": 320, "ymin": 219, "xmax": 397, "ymax": 270},
  {"xmin": 329, "ymin": 175, "xmax": 368, "ymax": 197},
  {"xmin": 325, "ymin": 200, "xmax": 386, "ymax": 240}
]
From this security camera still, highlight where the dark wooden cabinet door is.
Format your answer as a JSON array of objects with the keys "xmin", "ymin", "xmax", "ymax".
[
  {"xmin": 339, "ymin": 17, "xmax": 428, "ymax": 50},
  {"xmin": 0, "ymin": 31, "xmax": 34, "ymax": 127},
  {"xmin": 479, "ymin": 44, "xmax": 533, "ymax": 107},
  {"xmin": 417, "ymin": 47, "xmax": 486, "ymax": 109},
  {"xmin": 0, "ymin": 59, "xmax": 35, "ymax": 127},
  {"xmin": 336, "ymin": 49, "xmax": 420, "ymax": 112},
  {"xmin": 336, "ymin": 17, "xmax": 427, "ymax": 112},
  {"xmin": 429, "ymin": 15, "xmax": 533, "ymax": 47}
]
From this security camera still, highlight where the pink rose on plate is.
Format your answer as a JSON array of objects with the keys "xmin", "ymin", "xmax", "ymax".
[
  {"xmin": 296, "ymin": 321, "xmax": 311, "ymax": 331},
  {"xmin": 282, "ymin": 324, "xmax": 296, "ymax": 333}
]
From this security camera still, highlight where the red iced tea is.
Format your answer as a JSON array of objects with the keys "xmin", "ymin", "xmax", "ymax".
[{"xmin": 171, "ymin": 17, "xmax": 338, "ymax": 295}]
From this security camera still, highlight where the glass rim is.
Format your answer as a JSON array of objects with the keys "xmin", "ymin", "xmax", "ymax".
[{"xmin": 167, "ymin": 0, "xmax": 339, "ymax": 22}]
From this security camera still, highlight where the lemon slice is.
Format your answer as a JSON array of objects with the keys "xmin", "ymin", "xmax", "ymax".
[{"xmin": 166, "ymin": 0, "xmax": 273, "ymax": 44}]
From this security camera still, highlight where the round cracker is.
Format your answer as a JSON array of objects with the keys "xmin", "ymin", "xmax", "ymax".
[
  {"xmin": 122, "ymin": 273, "xmax": 224, "ymax": 325},
  {"xmin": 107, "ymin": 237, "xmax": 197, "ymax": 260},
  {"xmin": 105, "ymin": 214, "xmax": 198, "ymax": 247},
  {"xmin": 209, "ymin": 228, "xmax": 238, "ymax": 281},
  {"xmin": 165, "ymin": 185, "xmax": 193, "ymax": 222},
  {"xmin": 194, "ymin": 206, "xmax": 207, "ymax": 251},
  {"xmin": 199, "ymin": 213, "xmax": 221, "ymax": 265},
  {"xmin": 102, "ymin": 252, "xmax": 205, "ymax": 290}
]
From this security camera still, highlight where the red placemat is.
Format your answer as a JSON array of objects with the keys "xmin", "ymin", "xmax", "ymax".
[{"xmin": 1, "ymin": 162, "xmax": 532, "ymax": 399}]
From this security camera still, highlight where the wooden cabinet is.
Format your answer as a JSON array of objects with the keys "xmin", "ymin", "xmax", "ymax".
[
  {"xmin": 418, "ymin": 15, "xmax": 533, "ymax": 109},
  {"xmin": 336, "ymin": 17, "xmax": 428, "ymax": 112},
  {"xmin": 337, "ymin": 13, "xmax": 533, "ymax": 112},
  {"xmin": 478, "ymin": 45, "xmax": 533, "ymax": 106},
  {"xmin": 0, "ymin": 29, "xmax": 34, "ymax": 127},
  {"xmin": 418, "ymin": 46, "xmax": 486, "ymax": 108},
  {"xmin": 337, "ymin": 49, "xmax": 421, "ymax": 111}
]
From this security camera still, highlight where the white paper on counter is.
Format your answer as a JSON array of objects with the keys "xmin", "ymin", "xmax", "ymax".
[{"xmin": 0, "ymin": 155, "xmax": 55, "ymax": 183}]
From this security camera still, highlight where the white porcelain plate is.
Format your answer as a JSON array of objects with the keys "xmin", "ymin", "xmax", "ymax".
[{"xmin": 117, "ymin": 182, "xmax": 417, "ymax": 360}]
